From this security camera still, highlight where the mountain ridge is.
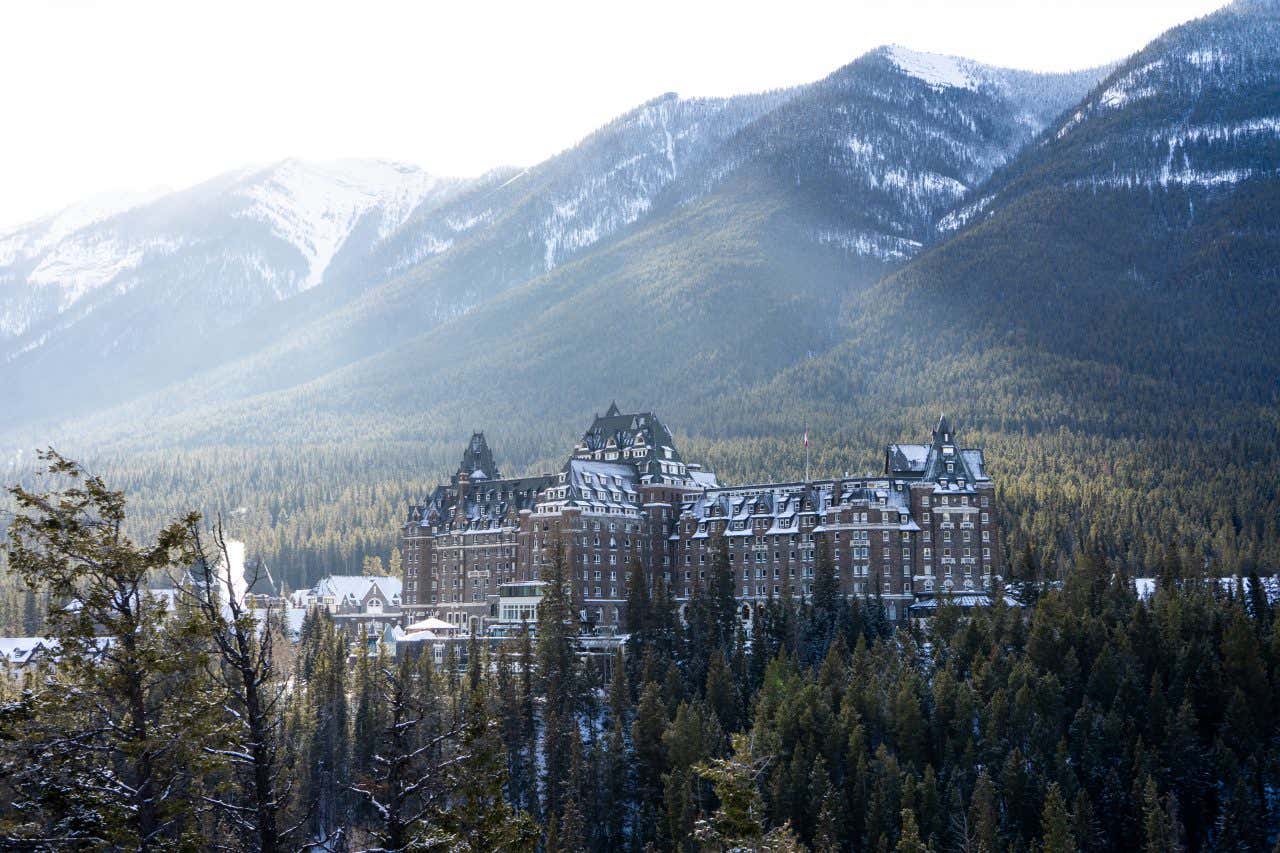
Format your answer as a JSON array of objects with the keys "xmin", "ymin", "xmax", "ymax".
[{"xmin": 0, "ymin": 44, "xmax": 1106, "ymax": 434}]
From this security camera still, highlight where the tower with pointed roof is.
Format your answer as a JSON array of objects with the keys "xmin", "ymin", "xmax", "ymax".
[{"xmin": 453, "ymin": 431, "xmax": 500, "ymax": 485}]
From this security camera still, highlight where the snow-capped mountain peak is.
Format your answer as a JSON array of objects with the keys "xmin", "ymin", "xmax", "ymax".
[
  {"xmin": 0, "ymin": 159, "xmax": 464, "ymax": 345},
  {"xmin": 234, "ymin": 158, "xmax": 448, "ymax": 290}
]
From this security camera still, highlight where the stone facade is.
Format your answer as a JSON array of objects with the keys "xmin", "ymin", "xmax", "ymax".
[{"xmin": 400, "ymin": 408, "xmax": 1001, "ymax": 632}]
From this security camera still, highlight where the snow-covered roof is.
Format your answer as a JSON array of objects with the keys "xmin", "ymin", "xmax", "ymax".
[
  {"xmin": 0, "ymin": 637, "xmax": 54, "ymax": 665},
  {"xmin": 690, "ymin": 470, "xmax": 720, "ymax": 489},
  {"xmin": 888, "ymin": 444, "xmax": 930, "ymax": 473},
  {"xmin": 909, "ymin": 594, "xmax": 1018, "ymax": 612},
  {"xmin": 683, "ymin": 477, "xmax": 913, "ymax": 531},
  {"xmin": 0, "ymin": 636, "xmax": 112, "ymax": 665},
  {"xmin": 563, "ymin": 459, "xmax": 640, "ymax": 513},
  {"xmin": 406, "ymin": 617, "xmax": 455, "ymax": 632},
  {"xmin": 300, "ymin": 575, "xmax": 402, "ymax": 606}
]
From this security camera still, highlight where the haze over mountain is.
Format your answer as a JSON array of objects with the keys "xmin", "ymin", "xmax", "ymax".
[
  {"xmin": 0, "ymin": 46, "xmax": 1100, "ymax": 435},
  {"xmin": 3, "ymin": 1, "xmax": 1278, "ymax": 589}
]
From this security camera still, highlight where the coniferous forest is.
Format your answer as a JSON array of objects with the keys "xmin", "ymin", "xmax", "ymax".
[{"xmin": 1, "ymin": 454, "xmax": 1278, "ymax": 850}]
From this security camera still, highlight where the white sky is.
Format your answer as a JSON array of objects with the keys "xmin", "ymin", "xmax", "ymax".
[{"xmin": 1, "ymin": 0, "xmax": 1228, "ymax": 228}]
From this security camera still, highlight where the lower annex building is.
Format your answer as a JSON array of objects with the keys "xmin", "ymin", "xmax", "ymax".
[{"xmin": 399, "ymin": 405, "xmax": 1003, "ymax": 633}]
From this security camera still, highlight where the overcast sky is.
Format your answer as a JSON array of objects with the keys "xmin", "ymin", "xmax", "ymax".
[{"xmin": 1, "ymin": 0, "xmax": 1228, "ymax": 228}]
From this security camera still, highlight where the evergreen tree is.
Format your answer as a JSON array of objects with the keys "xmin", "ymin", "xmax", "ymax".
[
  {"xmin": 1139, "ymin": 776, "xmax": 1180, "ymax": 853},
  {"xmin": 633, "ymin": 680, "xmax": 669, "ymax": 845},
  {"xmin": 181, "ymin": 518, "xmax": 294, "ymax": 852},
  {"xmin": 538, "ymin": 533, "xmax": 579, "ymax": 824},
  {"xmin": 896, "ymin": 808, "xmax": 931, "ymax": 853},
  {"xmin": 705, "ymin": 648, "xmax": 738, "ymax": 731},
  {"xmin": 709, "ymin": 532, "xmax": 739, "ymax": 652},
  {"xmin": 435, "ymin": 683, "xmax": 538, "ymax": 852},
  {"xmin": 2, "ymin": 451, "xmax": 213, "ymax": 848},
  {"xmin": 1041, "ymin": 782, "xmax": 1076, "ymax": 853},
  {"xmin": 968, "ymin": 768, "xmax": 1000, "ymax": 853},
  {"xmin": 353, "ymin": 653, "xmax": 453, "ymax": 851},
  {"xmin": 303, "ymin": 619, "xmax": 350, "ymax": 844},
  {"xmin": 351, "ymin": 643, "xmax": 382, "ymax": 783}
]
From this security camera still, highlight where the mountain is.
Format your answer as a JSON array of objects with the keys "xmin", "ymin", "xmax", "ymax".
[
  {"xmin": 0, "ymin": 159, "xmax": 475, "ymax": 418},
  {"xmin": 729, "ymin": 0, "xmax": 1280, "ymax": 571},
  {"xmin": 0, "ymin": 49, "xmax": 1100, "ymax": 435}
]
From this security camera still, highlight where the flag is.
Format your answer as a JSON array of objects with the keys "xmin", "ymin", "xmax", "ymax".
[{"xmin": 803, "ymin": 426, "xmax": 809, "ymax": 448}]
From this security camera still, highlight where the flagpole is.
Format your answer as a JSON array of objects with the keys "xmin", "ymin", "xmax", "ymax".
[{"xmin": 804, "ymin": 423, "xmax": 810, "ymax": 483}]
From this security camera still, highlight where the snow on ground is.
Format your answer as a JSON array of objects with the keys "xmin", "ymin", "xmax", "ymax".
[
  {"xmin": 883, "ymin": 45, "xmax": 984, "ymax": 91},
  {"xmin": 0, "ymin": 188, "xmax": 166, "ymax": 268},
  {"xmin": 813, "ymin": 228, "xmax": 922, "ymax": 261},
  {"xmin": 235, "ymin": 159, "xmax": 445, "ymax": 290},
  {"xmin": 27, "ymin": 234, "xmax": 184, "ymax": 309},
  {"xmin": 1097, "ymin": 60, "xmax": 1165, "ymax": 109},
  {"xmin": 937, "ymin": 194, "xmax": 995, "ymax": 233}
]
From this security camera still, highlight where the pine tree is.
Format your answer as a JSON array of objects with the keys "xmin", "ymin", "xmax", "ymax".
[
  {"xmin": 709, "ymin": 531, "xmax": 738, "ymax": 652},
  {"xmin": 1139, "ymin": 775, "xmax": 1180, "ymax": 853},
  {"xmin": 303, "ymin": 620, "xmax": 350, "ymax": 844},
  {"xmin": 664, "ymin": 700, "xmax": 724, "ymax": 848},
  {"xmin": 694, "ymin": 733, "xmax": 767, "ymax": 848},
  {"xmin": 968, "ymin": 768, "xmax": 1000, "ymax": 853},
  {"xmin": 806, "ymin": 535, "xmax": 840, "ymax": 663},
  {"xmin": 2, "ymin": 451, "xmax": 213, "ymax": 848},
  {"xmin": 352, "ymin": 653, "xmax": 453, "ymax": 850},
  {"xmin": 181, "ymin": 518, "xmax": 294, "ymax": 852},
  {"xmin": 1041, "ymin": 782, "xmax": 1076, "ymax": 853},
  {"xmin": 538, "ymin": 533, "xmax": 579, "ymax": 824},
  {"xmin": 626, "ymin": 555, "xmax": 651, "ymax": 637},
  {"xmin": 352, "ymin": 643, "xmax": 382, "ymax": 783},
  {"xmin": 515, "ymin": 623, "xmax": 540, "ymax": 819},
  {"xmin": 895, "ymin": 808, "xmax": 930, "ymax": 853},
  {"xmin": 435, "ymin": 683, "xmax": 538, "ymax": 852},
  {"xmin": 634, "ymin": 681, "xmax": 669, "ymax": 845},
  {"xmin": 705, "ymin": 648, "xmax": 738, "ymax": 731}
]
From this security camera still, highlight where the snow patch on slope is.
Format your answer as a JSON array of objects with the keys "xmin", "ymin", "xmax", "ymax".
[
  {"xmin": 813, "ymin": 228, "xmax": 922, "ymax": 260},
  {"xmin": 883, "ymin": 46, "xmax": 983, "ymax": 91},
  {"xmin": 1098, "ymin": 60, "xmax": 1165, "ymax": 108},
  {"xmin": 28, "ymin": 235, "xmax": 183, "ymax": 309},
  {"xmin": 0, "ymin": 188, "xmax": 166, "ymax": 268},
  {"xmin": 235, "ymin": 159, "xmax": 443, "ymax": 290}
]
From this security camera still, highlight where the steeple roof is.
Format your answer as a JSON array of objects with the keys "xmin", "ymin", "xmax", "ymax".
[
  {"xmin": 453, "ymin": 431, "xmax": 500, "ymax": 484},
  {"xmin": 933, "ymin": 414, "xmax": 953, "ymax": 446}
]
